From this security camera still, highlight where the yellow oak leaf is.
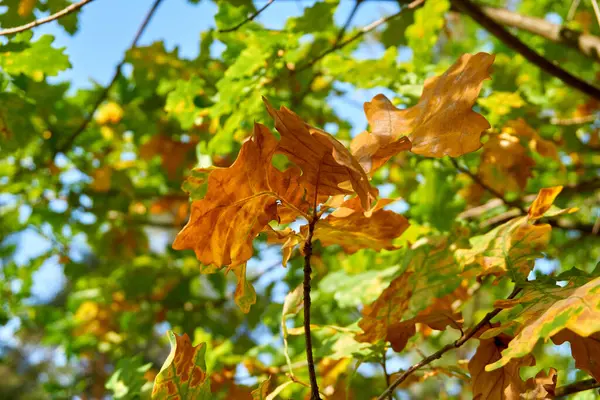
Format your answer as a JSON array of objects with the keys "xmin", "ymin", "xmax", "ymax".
[
  {"xmin": 152, "ymin": 331, "xmax": 210, "ymax": 399},
  {"xmin": 469, "ymin": 333, "xmax": 535, "ymax": 400},
  {"xmin": 18, "ymin": 0, "xmax": 36, "ymax": 17},
  {"xmin": 95, "ymin": 102, "xmax": 124, "ymax": 125},
  {"xmin": 264, "ymin": 97, "xmax": 376, "ymax": 211},
  {"xmin": 358, "ymin": 52, "xmax": 494, "ymax": 158},
  {"xmin": 528, "ymin": 186, "xmax": 563, "ymax": 221},
  {"xmin": 251, "ymin": 377, "xmax": 270, "ymax": 399},
  {"xmin": 487, "ymin": 277, "xmax": 600, "ymax": 371}
]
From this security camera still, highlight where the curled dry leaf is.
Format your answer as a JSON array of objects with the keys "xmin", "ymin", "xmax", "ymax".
[
  {"xmin": 353, "ymin": 52, "xmax": 494, "ymax": 162},
  {"xmin": 306, "ymin": 197, "xmax": 409, "ymax": 254},
  {"xmin": 152, "ymin": 331, "xmax": 210, "ymax": 399},
  {"xmin": 487, "ymin": 277, "xmax": 600, "ymax": 371},
  {"xmin": 264, "ymin": 97, "xmax": 376, "ymax": 211}
]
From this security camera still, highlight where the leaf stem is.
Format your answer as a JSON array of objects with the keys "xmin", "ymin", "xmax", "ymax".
[
  {"xmin": 218, "ymin": 0, "xmax": 275, "ymax": 33},
  {"xmin": 376, "ymin": 286, "xmax": 521, "ymax": 400},
  {"xmin": 302, "ymin": 214, "xmax": 321, "ymax": 400}
]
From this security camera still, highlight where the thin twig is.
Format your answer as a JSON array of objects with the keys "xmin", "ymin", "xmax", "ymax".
[
  {"xmin": 0, "ymin": 0, "xmax": 95, "ymax": 36},
  {"xmin": 551, "ymin": 114, "xmax": 596, "ymax": 125},
  {"xmin": 54, "ymin": 0, "xmax": 164, "ymax": 156},
  {"xmin": 296, "ymin": 0, "xmax": 424, "ymax": 74},
  {"xmin": 451, "ymin": 0, "xmax": 600, "ymax": 101},
  {"xmin": 556, "ymin": 378, "xmax": 600, "ymax": 398},
  {"xmin": 334, "ymin": 0, "xmax": 363, "ymax": 45},
  {"xmin": 377, "ymin": 287, "xmax": 522, "ymax": 400},
  {"xmin": 381, "ymin": 353, "xmax": 393, "ymax": 400},
  {"xmin": 218, "ymin": 0, "xmax": 275, "ymax": 33},
  {"xmin": 450, "ymin": 158, "xmax": 525, "ymax": 212}
]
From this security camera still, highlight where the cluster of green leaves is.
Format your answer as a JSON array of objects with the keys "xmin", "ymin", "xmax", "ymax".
[{"xmin": 0, "ymin": 0, "xmax": 599, "ymax": 399}]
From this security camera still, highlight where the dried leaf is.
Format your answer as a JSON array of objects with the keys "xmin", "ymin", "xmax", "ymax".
[
  {"xmin": 90, "ymin": 165, "xmax": 112, "ymax": 192},
  {"xmin": 505, "ymin": 119, "xmax": 559, "ymax": 162},
  {"xmin": 362, "ymin": 53, "xmax": 494, "ymax": 158},
  {"xmin": 152, "ymin": 331, "xmax": 210, "ymax": 399},
  {"xmin": 307, "ymin": 197, "xmax": 409, "ymax": 254},
  {"xmin": 521, "ymin": 369, "xmax": 557, "ymax": 400},
  {"xmin": 487, "ymin": 277, "xmax": 600, "ymax": 371},
  {"xmin": 173, "ymin": 123, "xmax": 304, "ymax": 268},
  {"xmin": 478, "ymin": 132, "xmax": 535, "ymax": 196},
  {"xmin": 140, "ymin": 134, "xmax": 198, "ymax": 180},
  {"xmin": 552, "ymin": 329, "xmax": 600, "ymax": 381},
  {"xmin": 469, "ymin": 333, "xmax": 534, "ymax": 400},
  {"xmin": 264, "ymin": 97, "xmax": 376, "ymax": 211}
]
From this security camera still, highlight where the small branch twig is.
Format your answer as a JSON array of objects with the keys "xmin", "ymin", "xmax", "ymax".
[
  {"xmin": 556, "ymin": 378, "xmax": 600, "ymax": 398},
  {"xmin": 377, "ymin": 287, "xmax": 522, "ymax": 400},
  {"xmin": 296, "ymin": 0, "xmax": 424, "ymax": 74},
  {"xmin": 381, "ymin": 352, "xmax": 393, "ymax": 400},
  {"xmin": 54, "ymin": 0, "xmax": 164, "ymax": 156},
  {"xmin": 450, "ymin": 158, "xmax": 525, "ymax": 213},
  {"xmin": 452, "ymin": 0, "xmax": 600, "ymax": 101},
  {"xmin": 334, "ymin": 0, "xmax": 363, "ymax": 45},
  {"xmin": 218, "ymin": 0, "xmax": 274, "ymax": 33},
  {"xmin": 0, "ymin": 0, "xmax": 95, "ymax": 36}
]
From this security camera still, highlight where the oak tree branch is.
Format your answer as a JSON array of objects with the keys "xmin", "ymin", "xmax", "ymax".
[
  {"xmin": 218, "ymin": 0, "xmax": 274, "ymax": 33},
  {"xmin": 377, "ymin": 287, "xmax": 522, "ymax": 400},
  {"xmin": 0, "ymin": 0, "xmax": 95, "ymax": 36},
  {"xmin": 556, "ymin": 378, "xmax": 600, "ymax": 398},
  {"xmin": 451, "ymin": 0, "xmax": 600, "ymax": 101}
]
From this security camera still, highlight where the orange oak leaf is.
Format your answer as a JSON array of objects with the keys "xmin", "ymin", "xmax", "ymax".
[
  {"xmin": 172, "ymin": 123, "xmax": 306, "ymax": 268},
  {"xmin": 487, "ymin": 277, "xmax": 600, "ymax": 371},
  {"xmin": 469, "ymin": 333, "xmax": 535, "ymax": 400},
  {"xmin": 357, "ymin": 237, "xmax": 466, "ymax": 351},
  {"xmin": 505, "ymin": 119, "xmax": 559, "ymax": 162},
  {"xmin": 251, "ymin": 377, "xmax": 270, "ymax": 400},
  {"xmin": 306, "ymin": 197, "xmax": 409, "ymax": 254},
  {"xmin": 90, "ymin": 165, "xmax": 112, "ymax": 192},
  {"xmin": 264, "ymin": 97, "xmax": 376, "ymax": 211},
  {"xmin": 355, "ymin": 272, "xmax": 413, "ymax": 345},
  {"xmin": 552, "ymin": 329, "xmax": 600, "ymax": 381},
  {"xmin": 358, "ymin": 52, "xmax": 494, "ymax": 159},
  {"xmin": 152, "ymin": 331, "xmax": 210, "ymax": 399},
  {"xmin": 478, "ymin": 132, "xmax": 535, "ymax": 196}
]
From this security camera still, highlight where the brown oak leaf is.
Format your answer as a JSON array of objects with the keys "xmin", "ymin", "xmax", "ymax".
[{"xmin": 552, "ymin": 329, "xmax": 600, "ymax": 381}]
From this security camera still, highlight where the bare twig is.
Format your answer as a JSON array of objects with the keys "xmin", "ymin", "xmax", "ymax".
[
  {"xmin": 452, "ymin": 0, "xmax": 600, "ymax": 101},
  {"xmin": 335, "ymin": 0, "xmax": 363, "ymax": 45},
  {"xmin": 556, "ymin": 378, "xmax": 600, "ymax": 398},
  {"xmin": 0, "ymin": 0, "xmax": 95, "ymax": 36},
  {"xmin": 218, "ymin": 0, "xmax": 274, "ymax": 33},
  {"xmin": 377, "ymin": 287, "xmax": 522, "ymax": 400},
  {"xmin": 450, "ymin": 158, "xmax": 525, "ymax": 213},
  {"xmin": 381, "ymin": 353, "xmax": 393, "ymax": 400},
  {"xmin": 54, "ymin": 0, "xmax": 164, "ymax": 155},
  {"xmin": 551, "ymin": 114, "xmax": 596, "ymax": 125}
]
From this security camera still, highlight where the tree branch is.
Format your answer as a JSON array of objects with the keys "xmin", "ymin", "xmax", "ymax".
[
  {"xmin": 480, "ymin": 6, "xmax": 600, "ymax": 62},
  {"xmin": 296, "ymin": 0, "xmax": 424, "ymax": 74},
  {"xmin": 54, "ymin": 0, "xmax": 164, "ymax": 156},
  {"xmin": 377, "ymin": 286, "xmax": 522, "ymax": 400},
  {"xmin": 334, "ymin": 0, "xmax": 363, "ymax": 45},
  {"xmin": 556, "ymin": 378, "xmax": 600, "ymax": 398},
  {"xmin": 451, "ymin": 0, "xmax": 600, "ymax": 101},
  {"xmin": 218, "ymin": 0, "xmax": 274, "ymax": 33},
  {"xmin": 0, "ymin": 0, "xmax": 95, "ymax": 36}
]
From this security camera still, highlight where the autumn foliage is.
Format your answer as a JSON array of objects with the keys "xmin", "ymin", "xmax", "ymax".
[{"xmin": 1, "ymin": 0, "xmax": 600, "ymax": 399}]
